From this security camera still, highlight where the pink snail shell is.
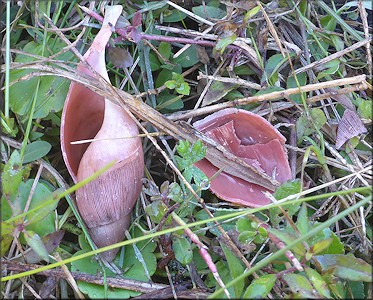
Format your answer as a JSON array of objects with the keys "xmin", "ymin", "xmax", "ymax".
[
  {"xmin": 193, "ymin": 108, "xmax": 292, "ymax": 207},
  {"xmin": 60, "ymin": 5, "xmax": 144, "ymax": 261}
]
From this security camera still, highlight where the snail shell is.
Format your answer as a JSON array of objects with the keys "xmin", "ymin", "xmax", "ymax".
[{"xmin": 60, "ymin": 5, "xmax": 144, "ymax": 261}]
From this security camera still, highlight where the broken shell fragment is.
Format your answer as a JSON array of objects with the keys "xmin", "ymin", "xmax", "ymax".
[
  {"xmin": 60, "ymin": 5, "xmax": 144, "ymax": 261},
  {"xmin": 193, "ymin": 108, "xmax": 292, "ymax": 207}
]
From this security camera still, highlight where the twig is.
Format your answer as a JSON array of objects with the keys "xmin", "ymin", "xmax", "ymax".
[
  {"xmin": 1, "ymin": 260, "xmax": 167, "ymax": 293},
  {"xmin": 294, "ymin": 38, "xmax": 371, "ymax": 74},
  {"xmin": 197, "ymin": 72, "xmax": 261, "ymax": 90},
  {"xmin": 167, "ymin": 75, "xmax": 368, "ymax": 120}
]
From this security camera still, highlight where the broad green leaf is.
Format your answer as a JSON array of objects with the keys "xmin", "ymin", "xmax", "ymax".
[
  {"xmin": 314, "ymin": 254, "xmax": 372, "ymax": 282},
  {"xmin": 121, "ymin": 227, "xmax": 157, "ymax": 281},
  {"xmin": 156, "ymin": 94, "xmax": 184, "ymax": 111},
  {"xmin": 308, "ymin": 227, "xmax": 344, "ymax": 255},
  {"xmin": 296, "ymin": 203, "xmax": 309, "ymax": 236},
  {"xmin": 236, "ymin": 218, "xmax": 257, "ymax": 233},
  {"xmin": 243, "ymin": 274, "xmax": 276, "ymax": 298},
  {"xmin": 347, "ymin": 280, "xmax": 365, "ymax": 299},
  {"xmin": 158, "ymin": 42, "xmax": 172, "ymax": 60},
  {"xmin": 192, "ymin": 5, "xmax": 226, "ymax": 19},
  {"xmin": 162, "ymin": 9, "xmax": 187, "ymax": 22},
  {"xmin": 310, "ymin": 238, "xmax": 334, "ymax": 255},
  {"xmin": 274, "ymin": 179, "xmax": 302, "ymax": 200},
  {"xmin": 9, "ymin": 38, "xmax": 74, "ymax": 118},
  {"xmin": 2, "ymin": 150, "xmax": 24, "ymax": 197},
  {"xmin": 23, "ymin": 141, "xmax": 52, "ymax": 164},
  {"xmin": 195, "ymin": 210, "xmax": 236, "ymax": 236},
  {"xmin": 23, "ymin": 230, "xmax": 49, "ymax": 263},
  {"xmin": 304, "ymin": 266, "xmax": 331, "ymax": 298},
  {"xmin": 148, "ymin": 52, "xmax": 161, "ymax": 71},
  {"xmin": 265, "ymin": 53, "xmax": 293, "ymax": 86},
  {"xmin": 283, "ymin": 273, "xmax": 320, "ymax": 298},
  {"xmin": 76, "ymin": 280, "xmax": 140, "ymax": 299},
  {"xmin": 1, "ymin": 180, "xmax": 56, "ymax": 239},
  {"xmin": 173, "ymin": 45, "xmax": 199, "ymax": 68},
  {"xmin": 172, "ymin": 236, "xmax": 193, "ymax": 265},
  {"xmin": 221, "ymin": 244, "xmax": 245, "ymax": 298},
  {"xmin": 254, "ymin": 86, "xmax": 284, "ymax": 96}
]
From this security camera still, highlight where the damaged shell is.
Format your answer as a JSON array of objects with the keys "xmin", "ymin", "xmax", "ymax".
[{"xmin": 193, "ymin": 108, "xmax": 292, "ymax": 207}]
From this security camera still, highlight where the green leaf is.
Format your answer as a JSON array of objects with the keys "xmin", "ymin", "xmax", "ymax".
[
  {"xmin": 71, "ymin": 248, "xmax": 140, "ymax": 299},
  {"xmin": 274, "ymin": 179, "xmax": 302, "ymax": 200},
  {"xmin": 296, "ymin": 108, "xmax": 327, "ymax": 143},
  {"xmin": 296, "ymin": 203, "xmax": 309, "ymax": 236},
  {"xmin": 357, "ymin": 99, "xmax": 372, "ymax": 119},
  {"xmin": 145, "ymin": 200, "xmax": 172, "ymax": 224},
  {"xmin": 9, "ymin": 38, "xmax": 74, "ymax": 118},
  {"xmin": 158, "ymin": 42, "xmax": 172, "ymax": 60},
  {"xmin": 243, "ymin": 274, "xmax": 276, "ymax": 298},
  {"xmin": 23, "ymin": 141, "xmax": 52, "ymax": 164},
  {"xmin": 270, "ymin": 179, "xmax": 302, "ymax": 225},
  {"xmin": 304, "ymin": 266, "xmax": 331, "ymax": 298},
  {"xmin": 23, "ymin": 230, "xmax": 50, "ymax": 263},
  {"xmin": 2, "ymin": 150, "xmax": 24, "ymax": 197},
  {"xmin": 236, "ymin": 218, "xmax": 257, "ymax": 233},
  {"xmin": 164, "ymin": 80, "xmax": 177, "ymax": 89},
  {"xmin": 287, "ymin": 72, "xmax": 307, "ymax": 104},
  {"xmin": 175, "ymin": 81, "xmax": 190, "ymax": 95},
  {"xmin": 314, "ymin": 254, "xmax": 372, "ymax": 282},
  {"xmin": 121, "ymin": 227, "xmax": 157, "ymax": 281},
  {"xmin": 173, "ymin": 45, "xmax": 199, "ymax": 68},
  {"xmin": 202, "ymin": 81, "xmax": 239, "ymax": 106},
  {"xmin": 265, "ymin": 53, "xmax": 292, "ymax": 86},
  {"xmin": 1, "ymin": 222, "xmax": 14, "ymax": 256},
  {"xmin": 148, "ymin": 52, "xmax": 161, "ymax": 71},
  {"xmin": 268, "ymin": 228, "xmax": 305, "ymax": 256},
  {"xmin": 192, "ymin": 5, "xmax": 226, "ymax": 19},
  {"xmin": 1, "ymin": 180, "xmax": 56, "ymax": 239},
  {"xmin": 215, "ymin": 34, "xmax": 237, "ymax": 54},
  {"xmin": 347, "ymin": 280, "xmax": 365, "ymax": 299},
  {"xmin": 310, "ymin": 238, "xmax": 334, "ymax": 255},
  {"xmin": 172, "ymin": 236, "xmax": 193, "ymax": 265},
  {"xmin": 316, "ymin": 59, "xmax": 340, "ymax": 80},
  {"xmin": 221, "ymin": 244, "xmax": 245, "ymax": 298},
  {"xmin": 156, "ymin": 94, "xmax": 184, "ymax": 111},
  {"xmin": 244, "ymin": 6, "xmax": 260, "ymax": 22},
  {"xmin": 23, "ymin": 230, "xmax": 65, "ymax": 264},
  {"xmin": 283, "ymin": 273, "xmax": 319, "ymax": 298},
  {"xmin": 162, "ymin": 9, "xmax": 187, "ymax": 22}
]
